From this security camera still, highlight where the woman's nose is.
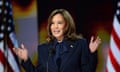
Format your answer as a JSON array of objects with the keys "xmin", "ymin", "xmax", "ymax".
[{"xmin": 54, "ymin": 24, "xmax": 58, "ymax": 28}]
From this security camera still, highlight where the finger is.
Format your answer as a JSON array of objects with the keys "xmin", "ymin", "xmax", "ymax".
[
  {"xmin": 96, "ymin": 36, "xmax": 101, "ymax": 43},
  {"xmin": 13, "ymin": 47, "xmax": 16, "ymax": 51},
  {"xmin": 17, "ymin": 49, "xmax": 23, "ymax": 56},
  {"xmin": 13, "ymin": 48, "xmax": 17, "ymax": 54},
  {"xmin": 21, "ymin": 43, "xmax": 25, "ymax": 49},
  {"xmin": 98, "ymin": 37, "xmax": 101, "ymax": 42},
  {"xmin": 94, "ymin": 37, "xmax": 101, "ymax": 46},
  {"xmin": 90, "ymin": 36, "xmax": 94, "ymax": 42},
  {"xmin": 13, "ymin": 48, "xmax": 20, "ymax": 55}
]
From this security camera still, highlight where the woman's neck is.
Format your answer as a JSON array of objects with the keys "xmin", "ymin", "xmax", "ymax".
[
  {"xmin": 56, "ymin": 37, "xmax": 64, "ymax": 43},
  {"xmin": 57, "ymin": 40, "xmax": 63, "ymax": 43}
]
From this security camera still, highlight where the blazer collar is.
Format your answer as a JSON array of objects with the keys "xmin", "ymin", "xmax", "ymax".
[{"xmin": 48, "ymin": 39, "xmax": 77, "ymax": 71}]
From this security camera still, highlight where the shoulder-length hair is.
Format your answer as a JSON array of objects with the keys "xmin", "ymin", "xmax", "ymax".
[{"xmin": 47, "ymin": 9, "xmax": 79, "ymax": 42}]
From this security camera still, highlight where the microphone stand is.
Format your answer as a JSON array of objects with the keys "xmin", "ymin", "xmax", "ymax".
[
  {"xmin": 46, "ymin": 60, "xmax": 49, "ymax": 72},
  {"xmin": 47, "ymin": 48, "xmax": 55, "ymax": 72}
]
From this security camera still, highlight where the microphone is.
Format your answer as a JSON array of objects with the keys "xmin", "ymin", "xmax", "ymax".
[{"xmin": 47, "ymin": 48, "xmax": 56, "ymax": 72}]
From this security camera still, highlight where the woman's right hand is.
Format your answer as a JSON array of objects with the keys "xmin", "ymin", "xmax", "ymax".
[{"xmin": 13, "ymin": 44, "xmax": 28, "ymax": 62}]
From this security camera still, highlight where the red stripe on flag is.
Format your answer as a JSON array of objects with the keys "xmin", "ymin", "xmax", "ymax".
[
  {"xmin": 112, "ymin": 27, "xmax": 120, "ymax": 50},
  {"xmin": 109, "ymin": 48, "xmax": 120, "ymax": 72},
  {"xmin": 7, "ymin": 35, "xmax": 17, "ymax": 57},
  {"xmin": 0, "ymin": 50, "xmax": 13, "ymax": 72},
  {"xmin": 106, "ymin": 67, "xmax": 108, "ymax": 72},
  {"xmin": 0, "ymin": 50, "xmax": 5, "ymax": 67}
]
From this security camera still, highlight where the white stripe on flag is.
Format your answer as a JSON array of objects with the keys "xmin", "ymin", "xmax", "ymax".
[
  {"xmin": 111, "ymin": 36, "xmax": 120, "ymax": 65},
  {"xmin": 107, "ymin": 55, "xmax": 115, "ymax": 72},
  {"xmin": 0, "ymin": 62, "xmax": 4, "ymax": 72},
  {"xmin": 0, "ymin": 41, "xmax": 4, "ymax": 53},
  {"xmin": 9, "ymin": 32, "xmax": 19, "ymax": 48},
  {"xmin": 113, "ymin": 16, "xmax": 120, "ymax": 38}
]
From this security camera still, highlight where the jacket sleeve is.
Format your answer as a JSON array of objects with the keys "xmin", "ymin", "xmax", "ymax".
[
  {"xmin": 21, "ymin": 45, "xmax": 43, "ymax": 72},
  {"xmin": 21, "ymin": 58, "xmax": 37, "ymax": 72},
  {"xmin": 89, "ymin": 50, "xmax": 98, "ymax": 72},
  {"xmin": 86, "ymin": 39, "xmax": 98, "ymax": 72},
  {"xmin": 79, "ymin": 38, "xmax": 97, "ymax": 72},
  {"xmin": 80, "ymin": 39, "xmax": 91, "ymax": 72}
]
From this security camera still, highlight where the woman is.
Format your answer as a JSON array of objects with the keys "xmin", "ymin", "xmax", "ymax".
[{"xmin": 13, "ymin": 9, "xmax": 101, "ymax": 72}]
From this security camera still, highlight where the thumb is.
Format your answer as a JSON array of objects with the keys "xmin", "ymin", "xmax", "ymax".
[
  {"xmin": 90, "ymin": 36, "xmax": 94, "ymax": 42},
  {"xmin": 13, "ymin": 47, "xmax": 16, "ymax": 52}
]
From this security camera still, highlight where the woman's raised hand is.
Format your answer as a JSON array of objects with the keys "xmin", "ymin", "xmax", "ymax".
[
  {"xmin": 13, "ymin": 44, "xmax": 28, "ymax": 61},
  {"xmin": 89, "ymin": 36, "xmax": 101, "ymax": 53}
]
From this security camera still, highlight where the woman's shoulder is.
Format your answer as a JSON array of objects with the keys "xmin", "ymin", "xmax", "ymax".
[
  {"xmin": 74, "ymin": 38, "xmax": 87, "ymax": 43},
  {"xmin": 37, "ymin": 42, "xmax": 50, "ymax": 52},
  {"xmin": 38, "ymin": 42, "xmax": 49, "ymax": 49},
  {"xmin": 66, "ymin": 38, "xmax": 87, "ymax": 46}
]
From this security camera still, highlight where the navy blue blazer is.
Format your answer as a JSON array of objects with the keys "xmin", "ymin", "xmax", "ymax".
[{"xmin": 22, "ymin": 38, "xmax": 97, "ymax": 72}]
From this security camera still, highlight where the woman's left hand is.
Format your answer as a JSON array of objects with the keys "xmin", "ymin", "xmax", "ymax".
[{"xmin": 89, "ymin": 36, "xmax": 101, "ymax": 53}]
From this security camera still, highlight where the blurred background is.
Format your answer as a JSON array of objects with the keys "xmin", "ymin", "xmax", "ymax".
[{"xmin": 11, "ymin": 0, "xmax": 115, "ymax": 72}]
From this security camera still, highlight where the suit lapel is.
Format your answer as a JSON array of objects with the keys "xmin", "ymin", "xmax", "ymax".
[{"xmin": 60, "ymin": 40, "xmax": 76, "ymax": 71}]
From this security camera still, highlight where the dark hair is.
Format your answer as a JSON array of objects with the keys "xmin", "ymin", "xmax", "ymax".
[{"xmin": 47, "ymin": 9, "xmax": 80, "ymax": 42}]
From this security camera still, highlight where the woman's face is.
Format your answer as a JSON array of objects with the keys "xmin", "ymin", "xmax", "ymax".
[{"xmin": 50, "ymin": 13, "xmax": 66, "ymax": 41}]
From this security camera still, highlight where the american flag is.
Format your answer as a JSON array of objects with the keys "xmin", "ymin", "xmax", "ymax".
[
  {"xmin": 0, "ymin": 0, "xmax": 20, "ymax": 72},
  {"xmin": 106, "ymin": 1, "xmax": 120, "ymax": 72}
]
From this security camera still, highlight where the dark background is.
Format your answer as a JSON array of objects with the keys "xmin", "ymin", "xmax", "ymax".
[{"xmin": 37, "ymin": 0, "xmax": 115, "ymax": 41}]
